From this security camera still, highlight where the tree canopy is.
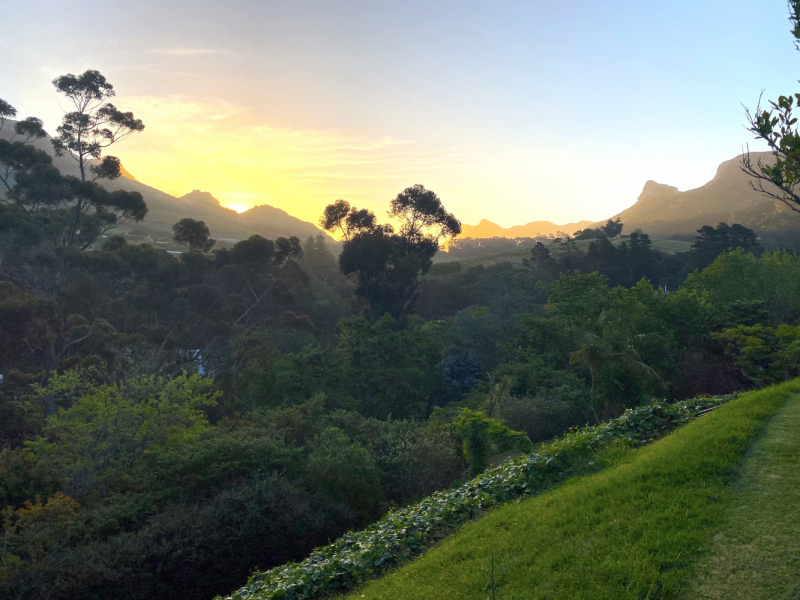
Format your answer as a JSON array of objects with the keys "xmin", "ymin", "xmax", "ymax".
[
  {"xmin": 321, "ymin": 185, "xmax": 461, "ymax": 316},
  {"xmin": 172, "ymin": 218, "xmax": 216, "ymax": 252}
]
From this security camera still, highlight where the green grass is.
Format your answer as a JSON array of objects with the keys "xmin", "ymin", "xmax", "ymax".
[
  {"xmin": 342, "ymin": 381, "xmax": 800, "ymax": 600},
  {"xmin": 678, "ymin": 391, "xmax": 800, "ymax": 599}
]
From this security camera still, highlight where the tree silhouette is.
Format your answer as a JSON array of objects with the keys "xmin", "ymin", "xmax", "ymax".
[
  {"xmin": 600, "ymin": 218, "xmax": 623, "ymax": 238},
  {"xmin": 51, "ymin": 70, "xmax": 144, "ymax": 183},
  {"xmin": 0, "ymin": 77, "xmax": 147, "ymax": 303},
  {"xmin": 320, "ymin": 185, "xmax": 461, "ymax": 316},
  {"xmin": 173, "ymin": 218, "xmax": 216, "ymax": 252}
]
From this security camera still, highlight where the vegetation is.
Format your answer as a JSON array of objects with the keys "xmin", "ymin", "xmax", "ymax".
[
  {"xmin": 743, "ymin": 0, "xmax": 800, "ymax": 213},
  {"xmin": 222, "ymin": 392, "xmax": 735, "ymax": 600},
  {"xmin": 337, "ymin": 381, "xmax": 799, "ymax": 600},
  {"xmin": 678, "ymin": 392, "xmax": 800, "ymax": 599},
  {"xmin": 2, "ymin": 8, "xmax": 800, "ymax": 597}
]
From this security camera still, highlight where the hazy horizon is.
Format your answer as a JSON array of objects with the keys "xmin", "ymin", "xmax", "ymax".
[{"xmin": 3, "ymin": 0, "xmax": 796, "ymax": 227}]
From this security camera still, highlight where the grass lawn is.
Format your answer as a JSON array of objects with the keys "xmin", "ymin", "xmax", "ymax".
[
  {"xmin": 677, "ymin": 391, "xmax": 800, "ymax": 599},
  {"xmin": 343, "ymin": 381, "xmax": 800, "ymax": 600}
]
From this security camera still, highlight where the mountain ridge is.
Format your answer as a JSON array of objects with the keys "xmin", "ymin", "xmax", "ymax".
[
  {"xmin": 5, "ymin": 118, "xmax": 799, "ymax": 244},
  {"xmin": 460, "ymin": 218, "xmax": 593, "ymax": 239},
  {"xmin": 0, "ymin": 120, "xmax": 336, "ymax": 247},
  {"xmin": 601, "ymin": 152, "xmax": 800, "ymax": 236}
]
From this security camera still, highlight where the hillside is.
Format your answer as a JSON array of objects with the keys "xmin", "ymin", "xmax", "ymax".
[
  {"xmin": 604, "ymin": 152, "xmax": 800, "ymax": 236},
  {"xmin": 0, "ymin": 120, "xmax": 336, "ymax": 247},
  {"xmin": 339, "ymin": 382, "xmax": 800, "ymax": 600},
  {"xmin": 461, "ymin": 218, "xmax": 592, "ymax": 239}
]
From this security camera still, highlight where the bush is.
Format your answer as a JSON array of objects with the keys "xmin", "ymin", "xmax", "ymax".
[
  {"xmin": 496, "ymin": 385, "xmax": 591, "ymax": 443},
  {"xmin": 221, "ymin": 393, "xmax": 735, "ymax": 600}
]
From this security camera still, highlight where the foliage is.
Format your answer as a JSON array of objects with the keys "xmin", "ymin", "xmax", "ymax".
[
  {"xmin": 220, "ymin": 392, "xmax": 736, "ymax": 600},
  {"xmin": 334, "ymin": 315, "xmax": 444, "ymax": 419},
  {"xmin": 0, "ymin": 80, "xmax": 146, "ymax": 304},
  {"xmin": 600, "ymin": 217, "xmax": 623, "ymax": 238},
  {"xmin": 451, "ymin": 409, "xmax": 532, "ymax": 475},
  {"xmin": 172, "ymin": 217, "xmax": 216, "ymax": 252},
  {"xmin": 51, "ymin": 69, "xmax": 144, "ymax": 183},
  {"xmin": 683, "ymin": 248, "xmax": 800, "ymax": 323},
  {"xmin": 321, "ymin": 186, "xmax": 461, "ymax": 316},
  {"xmin": 25, "ymin": 372, "xmax": 219, "ymax": 499},
  {"xmin": 346, "ymin": 382, "xmax": 798, "ymax": 600},
  {"xmin": 690, "ymin": 222, "xmax": 760, "ymax": 269},
  {"xmin": 712, "ymin": 323, "xmax": 800, "ymax": 385},
  {"xmin": 570, "ymin": 315, "xmax": 661, "ymax": 421}
]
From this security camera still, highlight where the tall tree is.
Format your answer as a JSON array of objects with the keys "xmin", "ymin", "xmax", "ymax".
[
  {"xmin": 0, "ymin": 76, "xmax": 147, "ymax": 302},
  {"xmin": 600, "ymin": 218, "xmax": 623, "ymax": 238},
  {"xmin": 0, "ymin": 99, "xmax": 48, "ymax": 199},
  {"xmin": 570, "ymin": 317, "xmax": 660, "ymax": 421},
  {"xmin": 690, "ymin": 223, "xmax": 760, "ymax": 269},
  {"xmin": 51, "ymin": 70, "xmax": 144, "ymax": 183},
  {"xmin": 173, "ymin": 218, "xmax": 216, "ymax": 252},
  {"xmin": 320, "ymin": 185, "xmax": 461, "ymax": 316}
]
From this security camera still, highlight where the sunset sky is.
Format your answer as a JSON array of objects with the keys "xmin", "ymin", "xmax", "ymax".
[{"xmin": 2, "ymin": 0, "xmax": 798, "ymax": 227}]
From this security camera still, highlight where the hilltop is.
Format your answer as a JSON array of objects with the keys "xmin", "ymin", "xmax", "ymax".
[
  {"xmin": 602, "ymin": 152, "xmax": 800, "ymax": 236},
  {"xmin": 0, "ymin": 120, "xmax": 336, "ymax": 247},
  {"xmin": 440, "ymin": 152, "xmax": 800, "ymax": 243}
]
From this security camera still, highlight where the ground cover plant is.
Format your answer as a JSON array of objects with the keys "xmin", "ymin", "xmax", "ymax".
[
  {"xmin": 334, "ymin": 380, "xmax": 800, "ymax": 600},
  {"xmin": 220, "ymin": 392, "xmax": 737, "ymax": 600}
]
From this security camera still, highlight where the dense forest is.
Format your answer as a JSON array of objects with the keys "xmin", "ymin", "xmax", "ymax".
[{"xmin": 2, "ymin": 71, "xmax": 800, "ymax": 600}]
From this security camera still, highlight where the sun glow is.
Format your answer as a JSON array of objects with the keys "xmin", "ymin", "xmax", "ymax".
[
  {"xmin": 112, "ymin": 96, "xmax": 465, "ymax": 224},
  {"xmin": 223, "ymin": 202, "xmax": 252, "ymax": 214}
]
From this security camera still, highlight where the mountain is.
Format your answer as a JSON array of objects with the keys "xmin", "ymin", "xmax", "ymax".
[
  {"xmin": 0, "ymin": 120, "xmax": 337, "ymax": 247},
  {"xmin": 460, "ymin": 218, "xmax": 593, "ymax": 239},
  {"xmin": 602, "ymin": 152, "xmax": 800, "ymax": 236}
]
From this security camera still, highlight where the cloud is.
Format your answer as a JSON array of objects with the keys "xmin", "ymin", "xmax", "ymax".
[
  {"xmin": 148, "ymin": 48, "xmax": 235, "ymax": 57},
  {"xmin": 112, "ymin": 95, "xmax": 467, "ymax": 222}
]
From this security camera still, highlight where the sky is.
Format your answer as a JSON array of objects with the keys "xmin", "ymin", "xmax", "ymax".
[{"xmin": 1, "ymin": 0, "xmax": 798, "ymax": 227}]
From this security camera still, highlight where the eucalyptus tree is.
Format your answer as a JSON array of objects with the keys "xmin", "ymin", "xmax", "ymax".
[
  {"xmin": 0, "ymin": 72, "xmax": 147, "ymax": 304},
  {"xmin": 172, "ymin": 218, "xmax": 216, "ymax": 252},
  {"xmin": 51, "ymin": 70, "xmax": 144, "ymax": 183},
  {"xmin": 0, "ymin": 98, "xmax": 48, "ymax": 199},
  {"xmin": 320, "ymin": 184, "xmax": 461, "ymax": 316}
]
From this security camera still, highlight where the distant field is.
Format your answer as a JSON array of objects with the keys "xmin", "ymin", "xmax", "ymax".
[{"xmin": 442, "ymin": 237, "xmax": 693, "ymax": 268}]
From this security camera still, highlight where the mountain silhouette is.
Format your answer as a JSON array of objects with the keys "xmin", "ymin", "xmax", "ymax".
[
  {"xmin": 460, "ymin": 218, "xmax": 593, "ymax": 239},
  {"xmin": 602, "ymin": 153, "xmax": 800, "ymax": 235},
  {"xmin": 0, "ymin": 120, "xmax": 336, "ymax": 247}
]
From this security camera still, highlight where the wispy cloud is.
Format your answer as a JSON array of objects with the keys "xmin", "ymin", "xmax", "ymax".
[
  {"xmin": 148, "ymin": 48, "xmax": 235, "ymax": 57},
  {"xmin": 113, "ymin": 96, "xmax": 468, "ymax": 222}
]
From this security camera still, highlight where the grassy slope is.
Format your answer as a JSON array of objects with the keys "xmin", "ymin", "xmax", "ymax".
[
  {"xmin": 344, "ymin": 381, "xmax": 800, "ymax": 600},
  {"xmin": 678, "ymin": 392, "xmax": 800, "ymax": 599}
]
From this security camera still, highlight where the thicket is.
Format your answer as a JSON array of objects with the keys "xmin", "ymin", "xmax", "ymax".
[
  {"xmin": 223, "ymin": 393, "xmax": 735, "ymax": 600},
  {"xmin": 1, "ymin": 226, "xmax": 797, "ymax": 599}
]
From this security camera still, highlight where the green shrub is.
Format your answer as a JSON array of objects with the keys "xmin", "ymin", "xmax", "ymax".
[
  {"xmin": 452, "ymin": 409, "xmax": 532, "ymax": 475},
  {"xmin": 496, "ymin": 386, "xmax": 590, "ymax": 443},
  {"xmin": 221, "ymin": 393, "xmax": 735, "ymax": 600}
]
